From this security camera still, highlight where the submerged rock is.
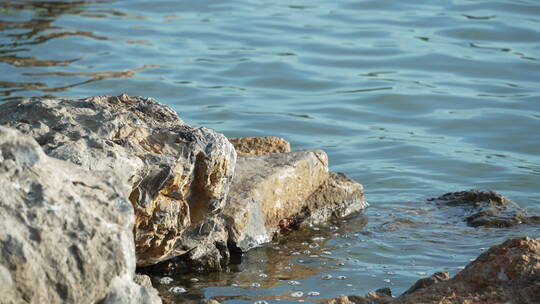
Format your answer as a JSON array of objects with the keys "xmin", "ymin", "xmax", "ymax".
[
  {"xmin": 429, "ymin": 189, "xmax": 537, "ymax": 227},
  {"xmin": 0, "ymin": 127, "xmax": 161, "ymax": 304},
  {"xmin": 0, "ymin": 94, "xmax": 236, "ymax": 266},
  {"xmin": 323, "ymin": 236, "xmax": 540, "ymax": 304},
  {"xmin": 228, "ymin": 136, "xmax": 291, "ymax": 156}
]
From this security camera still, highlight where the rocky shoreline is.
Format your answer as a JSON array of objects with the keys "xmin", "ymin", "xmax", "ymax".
[{"xmin": 0, "ymin": 95, "xmax": 538, "ymax": 304}]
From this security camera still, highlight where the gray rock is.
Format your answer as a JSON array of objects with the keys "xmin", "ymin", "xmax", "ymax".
[
  {"xmin": 429, "ymin": 189, "xmax": 534, "ymax": 227},
  {"xmin": 0, "ymin": 127, "xmax": 161, "ymax": 304},
  {"xmin": 0, "ymin": 94, "xmax": 236, "ymax": 266},
  {"xmin": 102, "ymin": 275, "xmax": 161, "ymax": 304}
]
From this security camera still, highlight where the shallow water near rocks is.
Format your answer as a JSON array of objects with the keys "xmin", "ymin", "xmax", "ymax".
[{"xmin": 1, "ymin": 0, "xmax": 539, "ymax": 303}]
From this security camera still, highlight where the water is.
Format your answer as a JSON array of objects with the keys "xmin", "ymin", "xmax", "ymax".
[{"xmin": 1, "ymin": 0, "xmax": 539, "ymax": 303}]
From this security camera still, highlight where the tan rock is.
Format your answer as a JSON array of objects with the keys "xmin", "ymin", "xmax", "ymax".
[
  {"xmin": 0, "ymin": 95, "xmax": 236, "ymax": 267},
  {"xmin": 228, "ymin": 136, "xmax": 291, "ymax": 156},
  {"xmin": 223, "ymin": 150, "xmax": 329, "ymax": 251},
  {"xmin": 223, "ymin": 148, "xmax": 367, "ymax": 252},
  {"xmin": 302, "ymin": 172, "xmax": 367, "ymax": 225},
  {"xmin": 323, "ymin": 236, "xmax": 540, "ymax": 304}
]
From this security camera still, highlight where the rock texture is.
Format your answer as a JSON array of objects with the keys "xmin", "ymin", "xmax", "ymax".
[
  {"xmin": 0, "ymin": 94, "xmax": 236, "ymax": 266},
  {"xmin": 0, "ymin": 96, "xmax": 366, "ymax": 271},
  {"xmin": 223, "ymin": 150, "xmax": 329, "ymax": 251},
  {"xmin": 429, "ymin": 190, "xmax": 539, "ymax": 227},
  {"xmin": 223, "ymin": 137, "xmax": 366, "ymax": 252},
  {"xmin": 228, "ymin": 136, "xmax": 291, "ymax": 156},
  {"xmin": 301, "ymin": 172, "xmax": 368, "ymax": 226},
  {"xmin": 323, "ymin": 236, "xmax": 540, "ymax": 304},
  {"xmin": 0, "ymin": 127, "xmax": 161, "ymax": 304}
]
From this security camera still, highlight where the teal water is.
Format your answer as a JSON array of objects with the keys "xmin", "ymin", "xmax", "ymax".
[{"xmin": 1, "ymin": 0, "xmax": 539, "ymax": 303}]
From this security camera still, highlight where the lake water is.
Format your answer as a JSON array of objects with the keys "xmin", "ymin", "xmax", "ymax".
[{"xmin": 1, "ymin": 0, "xmax": 539, "ymax": 303}]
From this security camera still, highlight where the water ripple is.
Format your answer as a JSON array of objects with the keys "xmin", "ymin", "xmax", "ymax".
[{"xmin": 1, "ymin": 0, "xmax": 539, "ymax": 302}]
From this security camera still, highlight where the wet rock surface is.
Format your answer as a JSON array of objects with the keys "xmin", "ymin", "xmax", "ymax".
[
  {"xmin": 228, "ymin": 136, "xmax": 291, "ymax": 156},
  {"xmin": 0, "ymin": 94, "xmax": 236, "ymax": 266},
  {"xmin": 429, "ymin": 189, "xmax": 538, "ymax": 228},
  {"xmin": 0, "ymin": 127, "xmax": 161, "ymax": 304},
  {"xmin": 323, "ymin": 236, "xmax": 540, "ymax": 304}
]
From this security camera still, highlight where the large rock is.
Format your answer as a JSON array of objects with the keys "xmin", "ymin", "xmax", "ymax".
[
  {"xmin": 0, "ymin": 94, "xmax": 236, "ymax": 266},
  {"xmin": 223, "ymin": 143, "xmax": 367, "ymax": 252},
  {"xmin": 429, "ymin": 190, "xmax": 539, "ymax": 227},
  {"xmin": 0, "ymin": 127, "xmax": 161, "ymax": 304},
  {"xmin": 323, "ymin": 237, "xmax": 540, "ymax": 304}
]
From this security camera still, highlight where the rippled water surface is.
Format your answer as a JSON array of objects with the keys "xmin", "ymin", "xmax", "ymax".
[{"xmin": 1, "ymin": 0, "xmax": 539, "ymax": 303}]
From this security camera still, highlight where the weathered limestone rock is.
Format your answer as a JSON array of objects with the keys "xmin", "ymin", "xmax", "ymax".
[
  {"xmin": 0, "ymin": 127, "xmax": 161, "ymax": 304},
  {"xmin": 0, "ymin": 94, "xmax": 236, "ymax": 266},
  {"xmin": 323, "ymin": 237, "xmax": 540, "ymax": 304},
  {"xmin": 224, "ymin": 150, "xmax": 329, "ymax": 251},
  {"xmin": 301, "ymin": 172, "xmax": 368, "ymax": 226},
  {"xmin": 228, "ymin": 136, "xmax": 291, "ymax": 156},
  {"xmin": 0, "ymin": 97, "xmax": 365, "ymax": 270},
  {"xmin": 429, "ymin": 190, "xmax": 538, "ymax": 227},
  {"xmin": 223, "ymin": 146, "xmax": 367, "ymax": 251}
]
